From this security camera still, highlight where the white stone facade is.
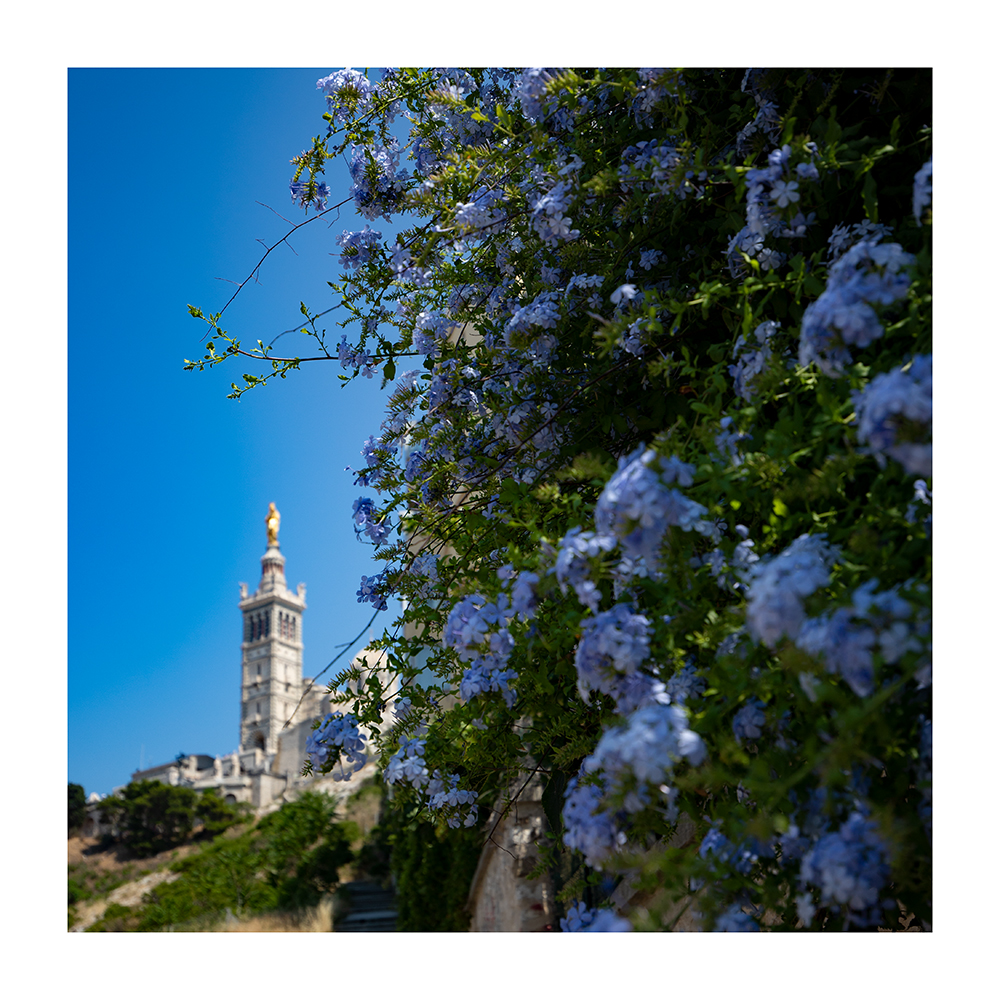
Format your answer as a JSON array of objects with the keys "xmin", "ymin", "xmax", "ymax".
[{"xmin": 88, "ymin": 509, "xmax": 382, "ymax": 829}]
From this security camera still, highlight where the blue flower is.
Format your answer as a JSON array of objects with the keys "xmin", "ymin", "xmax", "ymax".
[
  {"xmin": 562, "ymin": 775, "xmax": 621, "ymax": 869},
  {"xmin": 732, "ymin": 699, "xmax": 766, "ymax": 743},
  {"xmin": 799, "ymin": 812, "xmax": 890, "ymax": 927},
  {"xmin": 610, "ymin": 283, "xmax": 638, "ymax": 306},
  {"xmin": 560, "ymin": 900, "xmax": 632, "ymax": 932},
  {"xmin": 581, "ymin": 909, "xmax": 632, "ymax": 932},
  {"xmin": 744, "ymin": 533, "xmax": 839, "ymax": 647},
  {"xmin": 770, "ymin": 179, "xmax": 800, "ymax": 207},
  {"xmin": 852, "ymin": 355, "xmax": 932, "ymax": 477},
  {"xmin": 594, "ymin": 446, "xmax": 709, "ymax": 571},
  {"xmin": 289, "ymin": 179, "xmax": 330, "ymax": 212},
  {"xmin": 799, "ymin": 241, "xmax": 914, "ymax": 377},
  {"xmin": 306, "ymin": 713, "xmax": 368, "ymax": 779},
  {"xmin": 336, "ymin": 226, "xmax": 383, "ymax": 271},
  {"xmin": 913, "ymin": 158, "xmax": 932, "ymax": 226},
  {"xmin": 574, "ymin": 604, "xmax": 652, "ymax": 701},
  {"xmin": 713, "ymin": 904, "xmax": 760, "ymax": 932},
  {"xmin": 584, "ymin": 701, "xmax": 707, "ymax": 799}
]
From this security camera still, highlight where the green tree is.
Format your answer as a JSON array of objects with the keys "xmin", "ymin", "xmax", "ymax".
[
  {"xmin": 107, "ymin": 780, "xmax": 199, "ymax": 857},
  {"xmin": 68, "ymin": 783, "xmax": 87, "ymax": 834},
  {"xmin": 255, "ymin": 791, "xmax": 355, "ymax": 908},
  {"xmin": 195, "ymin": 789, "xmax": 249, "ymax": 839}
]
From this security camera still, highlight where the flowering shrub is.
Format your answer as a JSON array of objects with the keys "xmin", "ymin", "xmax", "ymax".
[{"xmin": 189, "ymin": 68, "xmax": 931, "ymax": 931}]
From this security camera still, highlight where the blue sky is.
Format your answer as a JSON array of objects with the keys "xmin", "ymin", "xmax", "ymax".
[{"xmin": 68, "ymin": 69, "xmax": 410, "ymax": 796}]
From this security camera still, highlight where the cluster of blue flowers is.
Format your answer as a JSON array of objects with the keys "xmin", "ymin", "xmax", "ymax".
[
  {"xmin": 352, "ymin": 496, "xmax": 390, "ymax": 545},
  {"xmin": 852, "ymin": 354, "xmax": 932, "ymax": 477},
  {"xmin": 337, "ymin": 334, "xmax": 378, "ymax": 379},
  {"xmin": 529, "ymin": 179, "xmax": 580, "ymax": 245},
  {"xmin": 744, "ymin": 533, "xmax": 839, "ymax": 648},
  {"xmin": 735, "ymin": 70, "xmax": 781, "ymax": 156},
  {"xmin": 560, "ymin": 900, "xmax": 632, "ymax": 932},
  {"xmin": 593, "ymin": 446, "xmax": 711, "ymax": 570},
  {"xmin": 453, "ymin": 187, "xmax": 506, "ymax": 236},
  {"xmin": 305, "ymin": 712, "xmax": 368, "ymax": 779},
  {"xmin": 574, "ymin": 604, "xmax": 652, "ymax": 703},
  {"xmin": 665, "ymin": 660, "xmax": 707, "ymax": 704},
  {"xmin": 289, "ymin": 178, "xmax": 330, "ymax": 212},
  {"xmin": 729, "ymin": 320, "xmax": 781, "ymax": 401},
  {"xmin": 356, "ymin": 570, "xmax": 389, "ymax": 611},
  {"xmin": 826, "ymin": 219, "xmax": 892, "ymax": 263},
  {"xmin": 696, "ymin": 523, "xmax": 759, "ymax": 593},
  {"xmin": 443, "ymin": 592, "xmax": 520, "ymax": 708},
  {"xmin": 731, "ymin": 699, "xmax": 767, "ymax": 743},
  {"xmin": 797, "ymin": 812, "xmax": 891, "ymax": 928},
  {"xmin": 584, "ymin": 700, "xmax": 706, "ymax": 812},
  {"xmin": 336, "ymin": 225, "xmax": 382, "ymax": 271},
  {"xmin": 713, "ymin": 904, "xmax": 760, "ymax": 932},
  {"xmin": 699, "ymin": 826, "xmax": 763, "ymax": 877},
  {"xmin": 384, "ymin": 736, "xmax": 480, "ymax": 828},
  {"xmin": 411, "ymin": 310, "xmax": 450, "ymax": 356},
  {"xmin": 796, "ymin": 579, "xmax": 927, "ymax": 698},
  {"xmin": 727, "ymin": 143, "xmax": 819, "ymax": 277},
  {"xmin": 554, "ymin": 527, "xmax": 615, "ymax": 613},
  {"xmin": 348, "ymin": 141, "xmax": 407, "ymax": 222},
  {"xmin": 512, "ymin": 68, "xmax": 560, "ymax": 121},
  {"xmin": 562, "ymin": 775, "xmax": 621, "ymax": 869},
  {"xmin": 317, "ymin": 68, "xmax": 375, "ymax": 127},
  {"xmin": 799, "ymin": 240, "xmax": 915, "ymax": 377}
]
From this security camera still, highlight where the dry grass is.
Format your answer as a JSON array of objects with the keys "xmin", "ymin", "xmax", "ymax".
[{"xmin": 215, "ymin": 897, "xmax": 335, "ymax": 932}]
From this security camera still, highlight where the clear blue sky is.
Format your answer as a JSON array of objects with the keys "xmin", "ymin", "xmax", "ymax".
[{"xmin": 68, "ymin": 69, "xmax": 409, "ymax": 796}]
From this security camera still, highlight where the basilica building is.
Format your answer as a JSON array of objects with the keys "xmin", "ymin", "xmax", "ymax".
[{"xmin": 124, "ymin": 505, "xmax": 382, "ymax": 812}]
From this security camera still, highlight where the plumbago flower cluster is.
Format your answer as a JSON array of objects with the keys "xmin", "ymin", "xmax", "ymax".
[{"xmin": 190, "ymin": 68, "xmax": 931, "ymax": 931}]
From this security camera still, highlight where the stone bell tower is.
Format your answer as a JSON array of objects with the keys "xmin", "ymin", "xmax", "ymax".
[{"xmin": 237, "ymin": 503, "xmax": 307, "ymax": 756}]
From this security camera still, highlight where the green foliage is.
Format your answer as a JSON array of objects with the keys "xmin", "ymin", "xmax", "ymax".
[
  {"xmin": 87, "ymin": 902, "xmax": 140, "ymax": 934},
  {"xmin": 195, "ymin": 789, "xmax": 252, "ymax": 838},
  {"xmin": 68, "ymin": 783, "xmax": 87, "ymax": 834},
  {"xmin": 385, "ymin": 811, "xmax": 483, "ymax": 932},
  {"xmin": 97, "ymin": 780, "xmax": 198, "ymax": 857},
  {"xmin": 67, "ymin": 859, "xmax": 149, "ymax": 906},
  {"xmin": 136, "ymin": 831, "xmax": 278, "ymax": 929},
  {"xmin": 132, "ymin": 792, "xmax": 355, "ymax": 930},
  {"xmin": 94, "ymin": 781, "xmax": 248, "ymax": 858},
  {"xmin": 191, "ymin": 67, "xmax": 931, "ymax": 931}
]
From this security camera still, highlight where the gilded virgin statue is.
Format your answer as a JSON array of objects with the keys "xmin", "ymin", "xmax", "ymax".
[{"xmin": 266, "ymin": 502, "xmax": 281, "ymax": 545}]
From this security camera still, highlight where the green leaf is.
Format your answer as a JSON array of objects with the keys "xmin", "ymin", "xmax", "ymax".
[{"xmin": 862, "ymin": 171, "xmax": 878, "ymax": 224}]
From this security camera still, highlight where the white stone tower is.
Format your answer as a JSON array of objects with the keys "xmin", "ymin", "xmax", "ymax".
[{"xmin": 238, "ymin": 503, "xmax": 307, "ymax": 756}]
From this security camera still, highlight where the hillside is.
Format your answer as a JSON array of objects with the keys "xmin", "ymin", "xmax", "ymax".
[{"xmin": 68, "ymin": 781, "xmax": 386, "ymax": 932}]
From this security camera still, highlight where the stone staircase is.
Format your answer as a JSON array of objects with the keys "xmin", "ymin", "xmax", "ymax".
[{"xmin": 335, "ymin": 880, "xmax": 398, "ymax": 932}]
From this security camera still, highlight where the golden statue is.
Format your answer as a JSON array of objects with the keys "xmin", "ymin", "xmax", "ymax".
[{"xmin": 266, "ymin": 502, "xmax": 281, "ymax": 545}]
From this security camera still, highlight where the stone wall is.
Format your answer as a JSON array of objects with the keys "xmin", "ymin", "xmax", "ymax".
[{"xmin": 467, "ymin": 767, "xmax": 556, "ymax": 932}]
